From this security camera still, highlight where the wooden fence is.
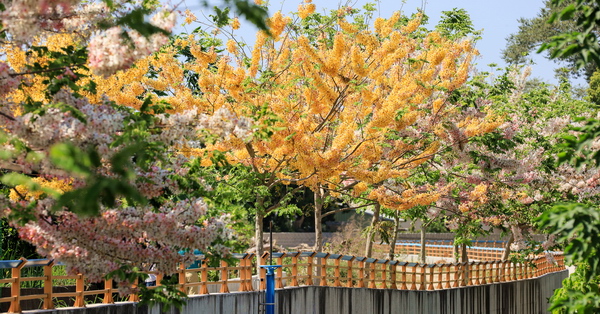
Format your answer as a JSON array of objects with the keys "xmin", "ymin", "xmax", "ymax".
[
  {"xmin": 384, "ymin": 239, "xmax": 507, "ymax": 261},
  {"xmin": 0, "ymin": 248, "xmax": 565, "ymax": 313}
]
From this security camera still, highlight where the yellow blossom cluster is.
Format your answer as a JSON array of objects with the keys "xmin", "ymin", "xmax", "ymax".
[
  {"xmin": 9, "ymin": 177, "xmax": 72, "ymax": 201},
  {"xmin": 374, "ymin": 12, "xmax": 401, "ymax": 37},
  {"xmin": 268, "ymin": 11, "xmax": 291, "ymax": 39},
  {"xmin": 369, "ymin": 186, "xmax": 441, "ymax": 211},
  {"xmin": 184, "ymin": 10, "xmax": 197, "ymax": 25},
  {"xmin": 458, "ymin": 183, "xmax": 489, "ymax": 214},
  {"xmin": 459, "ymin": 115, "xmax": 504, "ymax": 137},
  {"xmin": 231, "ymin": 17, "xmax": 241, "ymax": 30},
  {"xmin": 298, "ymin": 0, "xmax": 316, "ymax": 19},
  {"xmin": 2, "ymin": 34, "xmax": 88, "ymax": 112},
  {"xmin": 469, "ymin": 183, "xmax": 488, "ymax": 203}
]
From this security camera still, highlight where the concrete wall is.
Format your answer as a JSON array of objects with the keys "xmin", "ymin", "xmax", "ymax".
[
  {"xmin": 153, "ymin": 269, "xmax": 567, "ymax": 314},
  {"xmin": 29, "ymin": 269, "xmax": 567, "ymax": 314}
]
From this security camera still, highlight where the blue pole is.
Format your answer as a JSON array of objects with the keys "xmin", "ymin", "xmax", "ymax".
[{"xmin": 260, "ymin": 265, "xmax": 281, "ymax": 314}]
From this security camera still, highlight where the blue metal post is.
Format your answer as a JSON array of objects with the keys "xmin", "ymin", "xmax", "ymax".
[{"xmin": 260, "ymin": 265, "xmax": 281, "ymax": 314}]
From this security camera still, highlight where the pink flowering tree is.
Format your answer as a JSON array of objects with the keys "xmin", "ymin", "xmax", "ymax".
[
  {"xmin": 426, "ymin": 67, "xmax": 598, "ymax": 261},
  {"xmin": 0, "ymin": 0, "xmax": 265, "ymax": 306}
]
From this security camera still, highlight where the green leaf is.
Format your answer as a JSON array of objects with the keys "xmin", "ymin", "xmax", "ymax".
[
  {"xmin": 558, "ymin": 4, "xmax": 577, "ymax": 20},
  {"xmin": 49, "ymin": 143, "xmax": 93, "ymax": 178}
]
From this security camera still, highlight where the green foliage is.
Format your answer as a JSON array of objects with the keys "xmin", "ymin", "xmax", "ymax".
[
  {"xmin": 0, "ymin": 219, "xmax": 39, "ymax": 260},
  {"xmin": 502, "ymin": 0, "xmax": 596, "ymax": 79},
  {"xmin": 538, "ymin": 203, "xmax": 600, "ymax": 313},
  {"xmin": 557, "ymin": 117, "xmax": 600, "ymax": 167},
  {"xmin": 138, "ymin": 276, "xmax": 187, "ymax": 312},
  {"xmin": 549, "ymin": 264, "xmax": 600, "ymax": 314},
  {"xmin": 537, "ymin": 0, "xmax": 600, "ymax": 79},
  {"xmin": 221, "ymin": 0, "xmax": 269, "ymax": 32},
  {"xmin": 24, "ymin": 45, "xmax": 96, "ymax": 105},
  {"xmin": 538, "ymin": 203, "xmax": 600, "ymax": 275},
  {"xmin": 587, "ymin": 69, "xmax": 600, "ymax": 106},
  {"xmin": 97, "ymin": 0, "xmax": 269, "ymax": 37},
  {"xmin": 435, "ymin": 8, "xmax": 482, "ymax": 41},
  {"xmin": 107, "ymin": 265, "xmax": 186, "ymax": 312}
]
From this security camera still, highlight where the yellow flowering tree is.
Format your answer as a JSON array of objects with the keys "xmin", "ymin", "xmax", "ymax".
[
  {"xmin": 196, "ymin": 8, "xmax": 488, "ymax": 253},
  {"xmin": 74, "ymin": 5, "xmax": 495, "ymax": 256}
]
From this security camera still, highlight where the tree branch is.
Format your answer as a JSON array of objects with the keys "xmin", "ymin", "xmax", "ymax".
[{"xmin": 322, "ymin": 202, "xmax": 375, "ymax": 218}]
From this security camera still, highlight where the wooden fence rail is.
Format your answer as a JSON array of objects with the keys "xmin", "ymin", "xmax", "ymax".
[
  {"xmin": 0, "ymin": 248, "xmax": 565, "ymax": 313},
  {"xmin": 375, "ymin": 239, "xmax": 507, "ymax": 261}
]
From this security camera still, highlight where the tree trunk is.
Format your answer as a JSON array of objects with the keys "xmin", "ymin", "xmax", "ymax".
[
  {"xmin": 255, "ymin": 211, "xmax": 264, "ymax": 265},
  {"xmin": 364, "ymin": 203, "xmax": 381, "ymax": 258},
  {"xmin": 387, "ymin": 214, "xmax": 401, "ymax": 260},
  {"xmin": 460, "ymin": 243, "xmax": 468, "ymax": 263},
  {"xmin": 314, "ymin": 187, "xmax": 325, "ymax": 252},
  {"xmin": 501, "ymin": 233, "xmax": 514, "ymax": 261},
  {"xmin": 418, "ymin": 223, "xmax": 427, "ymax": 264},
  {"xmin": 453, "ymin": 244, "xmax": 459, "ymax": 263}
]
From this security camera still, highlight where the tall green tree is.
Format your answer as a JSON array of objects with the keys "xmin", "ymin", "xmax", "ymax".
[
  {"xmin": 503, "ymin": 0, "xmax": 598, "ymax": 80},
  {"xmin": 535, "ymin": 1, "xmax": 600, "ymax": 313}
]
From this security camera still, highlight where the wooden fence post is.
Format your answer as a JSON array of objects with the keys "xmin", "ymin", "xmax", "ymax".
[
  {"xmin": 333, "ymin": 255, "xmax": 342, "ymax": 287},
  {"xmin": 306, "ymin": 253, "xmax": 314, "ymax": 286},
  {"xmin": 346, "ymin": 257, "xmax": 355, "ymax": 288},
  {"xmin": 8, "ymin": 258, "xmax": 25, "ymax": 313},
  {"xmin": 43, "ymin": 260, "xmax": 54, "ymax": 310},
  {"xmin": 389, "ymin": 261, "xmax": 397, "ymax": 290},
  {"xmin": 462, "ymin": 262, "xmax": 469, "ymax": 286},
  {"xmin": 409, "ymin": 263, "xmax": 417, "ymax": 290},
  {"xmin": 103, "ymin": 278, "xmax": 114, "ymax": 304},
  {"xmin": 291, "ymin": 253, "xmax": 299, "ymax": 287},
  {"xmin": 220, "ymin": 260, "xmax": 229, "ymax": 293},
  {"xmin": 419, "ymin": 265, "xmax": 426, "ymax": 290},
  {"xmin": 199, "ymin": 258, "xmax": 209, "ymax": 295},
  {"xmin": 259, "ymin": 253, "xmax": 268, "ymax": 290},
  {"xmin": 178, "ymin": 263, "xmax": 187, "ymax": 294},
  {"xmin": 478, "ymin": 263, "xmax": 485, "ymax": 285},
  {"xmin": 319, "ymin": 253, "xmax": 329, "ymax": 287},
  {"xmin": 75, "ymin": 273, "xmax": 87, "ymax": 306},
  {"xmin": 441, "ymin": 264, "xmax": 448, "ymax": 289},
  {"xmin": 368, "ymin": 260, "xmax": 376, "ymax": 289},
  {"xmin": 452, "ymin": 263, "xmax": 459, "ymax": 288},
  {"xmin": 240, "ymin": 254, "xmax": 252, "ymax": 292},
  {"xmin": 380, "ymin": 260, "xmax": 388, "ymax": 289},
  {"xmin": 427, "ymin": 265, "xmax": 435, "ymax": 290},
  {"xmin": 399, "ymin": 262, "xmax": 407, "ymax": 290},
  {"xmin": 356, "ymin": 257, "xmax": 365, "ymax": 288},
  {"xmin": 499, "ymin": 261, "xmax": 506, "ymax": 282},
  {"xmin": 156, "ymin": 273, "xmax": 164, "ymax": 287}
]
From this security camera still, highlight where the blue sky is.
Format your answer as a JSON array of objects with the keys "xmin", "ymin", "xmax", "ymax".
[{"xmin": 178, "ymin": 0, "xmax": 580, "ymax": 85}]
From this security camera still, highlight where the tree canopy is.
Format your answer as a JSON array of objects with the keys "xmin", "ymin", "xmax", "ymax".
[{"xmin": 503, "ymin": 0, "xmax": 598, "ymax": 80}]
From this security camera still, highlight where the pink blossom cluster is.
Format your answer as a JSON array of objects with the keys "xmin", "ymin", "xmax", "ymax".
[
  {"xmin": 0, "ymin": 62, "xmax": 20, "ymax": 97},
  {"xmin": 154, "ymin": 110, "xmax": 200, "ymax": 146},
  {"xmin": 555, "ymin": 164, "xmax": 600, "ymax": 199},
  {"xmin": 0, "ymin": 0, "xmax": 77, "ymax": 42},
  {"xmin": 152, "ymin": 107, "xmax": 255, "ymax": 147},
  {"xmin": 17, "ymin": 197, "xmax": 231, "ymax": 283},
  {"xmin": 0, "ymin": 0, "xmax": 111, "ymax": 44},
  {"xmin": 134, "ymin": 164, "xmax": 173, "ymax": 198},
  {"xmin": 87, "ymin": 10, "xmax": 177, "ymax": 76},
  {"xmin": 198, "ymin": 107, "xmax": 255, "ymax": 142},
  {"xmin": 0, "ymin": 0, "xmax": 173, "ymax": 76},
  {"xmin": 60, "ymin": 2, "xmax": 108, "ymax": 34}
]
